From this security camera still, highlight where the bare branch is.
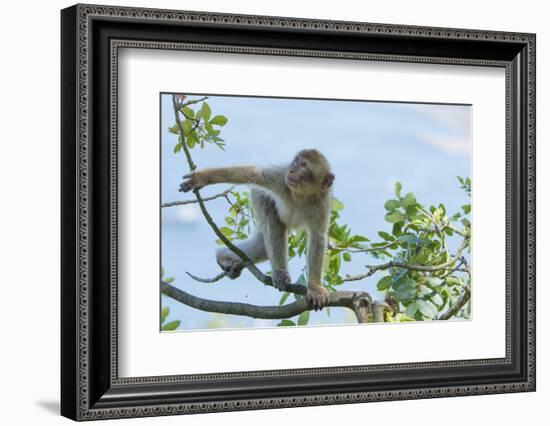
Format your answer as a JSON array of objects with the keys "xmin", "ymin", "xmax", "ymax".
[
  {"xmin": 161, "ymin": 280, "xmax": 371, "ymax": 321},
  {"xmin": 162, "ymin": 186, "xmax": 235, "ymax": 208}
]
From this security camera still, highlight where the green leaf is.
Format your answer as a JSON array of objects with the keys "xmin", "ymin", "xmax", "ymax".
[
  {"xmin": 450, "ymin": 212, "xmax": 461, "ymax": 221},
  {"xmin": 204, "ymin": 122, "xmax": 214, "ymax": 134},
  {"xmin": 424, "ymin": 277, "xmax": 443, "ymax": 287},
  {"xmin": 210, "ymin": 115, "xmax": 228, "ymax": 126},
  {"xmin": 462, "ymin": 204, "xmax": 471, "ymax": 214},
  {"xmin": 182, "ymin": 119, "xmax": 193, "ymax": 134},
  {"xmin": 164, "ymin": 277, "xmax": 175, "ymax": 284},
  {"xmin": 219, "ymin": 227, "xmax": 234, "ymax": 237},
  {"xmin": 405, "ymin": 302, "xmax": 418, "ymax": 317},
  {"xmin": 446, "ymin": 276, "xmax": 462, "ymax": 286},
  {"xmin": 343, "ymin": 252, "xmax": 352, "ymax": 262},
  {"xmin": 377, "ymin": 231, "xmax": 393, "ymax": 241},
  {"xmin": 199, "ymin": 102, "xmax": 212, "ymax": 122},
  {"xmin": 395, "ymin": 181, "xmax": 403, "ymax": 197},
  {"xmin": 279, "ymin": 292, "xmax": 291, "ymax": 306},
  {"xmin": 376, "ymin": 275, "xmax": 392, "ymax": 291},
  {"xmin": 186, "ymin": 131, "xmax": 197, "ymax": 148},
  {"xmin": 161, "ymin": 320, "xmax": 181, "ymax": 331},
  {"xmin": 393, "ymin": 277, "xmax": 417, "ymax": 301},
  {"xmin": 416, "ymin": 299, "xmax": 438, "ymax": 319},
  {"xmin": 384, "ymin": 199, "xmax": 400, "ymax": 210},
  {"xmin": 392, "ymin": 222, "xmax": 403, "ymax": 237},
  {"xmin": 277, "ymin": 320, "xmax": 296, "ymax": 327},
  {"xmin": 173, "ymin": 142, "xmax": 183, "ymax": 153},
  {"xmin": 385, "ymin": 211, "xmax": 405, "ymax": 223},
  {"xmin": 160, "ymin": 307, "xmax": 169, "ymax": 323},
  {"xmin": 430, "ymin": 292, "xmax": 444, "ymax": 306},
  {"xmin": 401, "ymin": 192, "xmax": 416, "ymax": 208},
  {"xmin": 180, "ymin": 106, "xmax": 195, "ymax": 118},
  {"xmin": 405, "ymin": 204, "xmax": 419, "ymax": 220},
  {"xmin": 332, "ymin": 197, "xmax": 345, "ymax": 211},
  {"xmin": 297, "ymin": 311, "xmax": 310, "ymax": 326},
  {"xmin": 168, "ymin": 124, "xmax": 180, "ymax": 135}
]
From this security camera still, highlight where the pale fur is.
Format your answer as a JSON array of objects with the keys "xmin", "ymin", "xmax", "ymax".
[{"xmin": 180, "ymin": 150, "xmax": 333, "ymax": 309}]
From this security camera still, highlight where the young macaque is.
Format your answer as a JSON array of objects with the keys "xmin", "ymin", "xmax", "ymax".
[{"xmin": 180, "ymin": 149, "xmax": 335, "ymax": 310}]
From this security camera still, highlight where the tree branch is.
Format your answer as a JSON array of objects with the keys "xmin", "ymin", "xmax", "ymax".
[
  {"xmin": 162, "ymin": 186, "xmax": 235, "ymax": 208},
  {"xmin": 185, "ymin": 271, "xmax": 226, "ymax": 283},
  {"xmin": 179, "ymin": 96, "xmax": 208, "ymax": 108},
  {"xmin": 161, "ymin": 280, "xmax": 372, "ymax": 321},
  {"xmin": 438, "ymin": 286, "xmax": 471, "ymax": 320}
]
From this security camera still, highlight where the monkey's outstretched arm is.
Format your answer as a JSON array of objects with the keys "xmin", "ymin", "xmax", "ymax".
[{"xmin": 180, "ymin": 166, "xmax": 287, "ymax": 194}]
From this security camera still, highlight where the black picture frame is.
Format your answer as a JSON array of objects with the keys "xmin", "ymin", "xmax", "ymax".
[{"xmin": 61, "ymin": 3, "xmax": 536, "ymax": 421}]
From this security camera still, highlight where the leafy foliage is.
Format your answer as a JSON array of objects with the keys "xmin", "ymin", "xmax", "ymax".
[
  {"xmin": 169, "ymin": 96, "xmax": 228, "ymax": 151},
  {"xmin": 160, "ymin": 304, "xmax": 181, "ymax": 331}
]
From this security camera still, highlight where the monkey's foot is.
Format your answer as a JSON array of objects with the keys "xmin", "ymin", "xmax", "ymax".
[
  {"xmin": 216, "ymin": 256, "xmax": 243, "ymax": 279},
  {"xmin": 306, "ymin": 286, "xmax": 330, "ymax": 311},
  {"xmin": 272, "ymin": 270, "xmax": 291, "ymax": 291}
]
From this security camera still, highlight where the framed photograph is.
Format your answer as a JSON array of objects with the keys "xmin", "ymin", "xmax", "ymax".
[{"xmin": 61, "ymin": 4, "xmax": 536, "ymax": 421}]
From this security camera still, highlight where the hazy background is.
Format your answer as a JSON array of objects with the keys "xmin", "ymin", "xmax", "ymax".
[{"xmin": 160, "ymin": 93, "xmax": 471, "ymax": 330}]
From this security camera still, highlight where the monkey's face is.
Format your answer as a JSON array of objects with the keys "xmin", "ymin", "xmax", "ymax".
[{"xmin": 285, "ymin": 155, "xmax": 334, "ymax": 195}]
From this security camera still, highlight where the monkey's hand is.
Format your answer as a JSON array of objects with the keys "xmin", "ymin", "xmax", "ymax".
[
  {"xmin": 272, "ymin": 270, "xmax": 291, "ymax": 291},
  {"xmin": 306, "ymin": 285, "xmax": 330, "ymax": 311},
  {"xmin": 179, "ymin": 172, "xmax": 206, "ymax": 192}
]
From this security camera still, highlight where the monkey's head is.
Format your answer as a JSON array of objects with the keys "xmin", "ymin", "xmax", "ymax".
[{"xmin": 285, "ymin": 149, "xmax": 335, "ymax": 196}]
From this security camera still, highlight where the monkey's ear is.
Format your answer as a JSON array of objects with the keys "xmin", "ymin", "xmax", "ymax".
[{"xmin": 321, "ymin": 172, "xmax": 335, "ymax": 190}]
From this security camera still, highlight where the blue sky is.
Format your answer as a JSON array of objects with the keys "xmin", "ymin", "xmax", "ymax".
[{"xmin": 160, "ymin": 94, "xmax": 471, "ymax": 331}]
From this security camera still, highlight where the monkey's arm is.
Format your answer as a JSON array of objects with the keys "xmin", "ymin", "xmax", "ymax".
[{"xmin": 180, "ymin": 166, "xmax": 287, "ymax": 194}]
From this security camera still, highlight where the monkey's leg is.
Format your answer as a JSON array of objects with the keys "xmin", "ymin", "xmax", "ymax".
[
  {"xmin": 263, "ymin": 217, "xmax": 291, "ymax": 291},
  {"xmin": 306, "ymin": 231, "xmax": 330, "ymax": 310},
  {"xmin": 216, "ymin": 232, "xmax": 267, "ymax": 279}
]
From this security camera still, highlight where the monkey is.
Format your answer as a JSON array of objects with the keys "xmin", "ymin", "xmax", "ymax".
[{"xmin": 180, "ymin": 149, "xmax": 335, "ymax": 310}]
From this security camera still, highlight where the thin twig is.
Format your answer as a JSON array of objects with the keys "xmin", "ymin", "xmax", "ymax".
[
  {"xmin": 185, "ymin": 271, "xmax": 227, "ymax": 283},
  {"xmin": 178, "ymin": 96, "xmax": 208, "ymax": 108},
  {"xmin": 162, "ymin": 186, "xmax": 235, "ymax": 208}
]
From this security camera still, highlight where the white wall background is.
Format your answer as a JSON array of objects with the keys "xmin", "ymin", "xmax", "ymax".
[{"xmin": 0, "ymin": 0, "xmax": 546, "ymax": 424}]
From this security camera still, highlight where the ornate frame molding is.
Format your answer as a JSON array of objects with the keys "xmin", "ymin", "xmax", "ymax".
[{"xmin": 61, "ymin": 4, "xmax": 536, "ymax": 421}]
